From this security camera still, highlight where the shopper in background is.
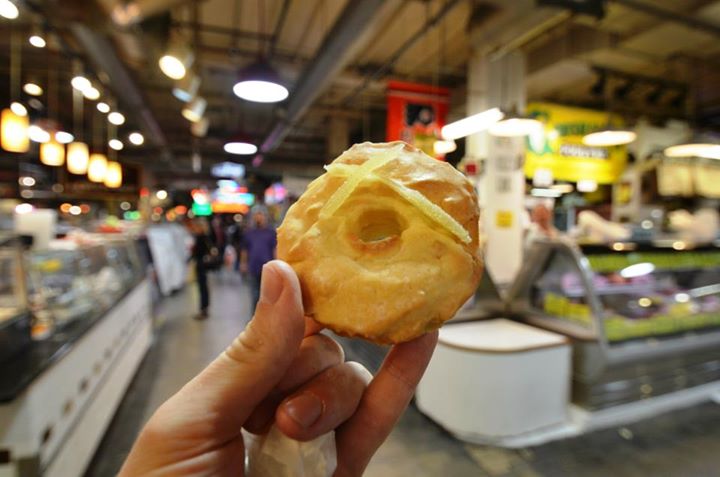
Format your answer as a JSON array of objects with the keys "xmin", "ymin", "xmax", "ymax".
[
  {"xmin": 525, "ymin": 203, "xmax": 559, "ymax": 249},
  {"xmin": 191, "ymin": 219, "xmax": 212, "ymax": 320},
  {"xmin": 210, "ymin": 215, "xmax": 226, "ymax": 255},
  {"xmin": 118, "ymin": 260, "xmax": 438, "ymax": 477},
  {"xmin": 241, "ymin": 209, "xmax": 277, "ymax": 313}
]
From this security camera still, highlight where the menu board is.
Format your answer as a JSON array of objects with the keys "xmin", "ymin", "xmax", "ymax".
[{"xmin": 524, "ymin": 102, "xmax": 628, "ymax": 184}]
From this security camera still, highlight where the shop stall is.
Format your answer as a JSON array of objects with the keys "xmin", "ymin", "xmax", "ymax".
[
  {"xmin": 417, "ymin": 238, "xmax": 720, "ymax": 447},
  {"xmin": 0, "ymin": 235, "xmax": 152, "ymax": 477}
]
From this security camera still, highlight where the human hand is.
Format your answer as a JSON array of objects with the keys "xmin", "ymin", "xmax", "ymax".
[{"xmin": 119, "ymin": 260, "xmax": 438, "ymax": 477}]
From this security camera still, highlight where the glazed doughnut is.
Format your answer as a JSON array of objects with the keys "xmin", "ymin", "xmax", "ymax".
[{"xmin": 277, "ymin": 141, "xmax": 482, "ymax": 344}]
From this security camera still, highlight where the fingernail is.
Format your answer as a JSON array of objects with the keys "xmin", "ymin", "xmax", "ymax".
[
  {"xmin": 260, "ymin": 263, "xmax": 284, "ymax": 304},
  {"xmin": 283, "ymin": 393, "xmax": 323, "ymax": 429}
]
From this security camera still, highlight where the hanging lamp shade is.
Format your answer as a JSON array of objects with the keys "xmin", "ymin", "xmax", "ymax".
[
  {"xmin": 1, "ymin": 108, "xmax": 30, "ymax": 153},
  {"xmin": 88, "ymin": 153, "xmax": 108, "ymax": 182},
  {"xmin": 181, "ymin": 96, "xmax": 207, "ymax": 122},
  {"xmin": 104, "ymin": 161, "xmax": 122, "ymax": 188},
  {"xmin": 159, "ymin": 45, "xmax": 194, "ymax": 80},
  {"xmin": 67, "ymin": 142, "xmax": 90, "ymax": 174},
  {"xmin": 40, "ymin": 138, "xmax": 65, "ymax": 166},
  {"xmin": 173, "ymin": 72, "xmax": 201, "ymax": 102},
  {"xmin": 233, "ymin": 60, "xmax": 288, "ymax": 103},
  {"xmin": 489, "ymin": 110, "xmax": 543, "ymax": 137}
]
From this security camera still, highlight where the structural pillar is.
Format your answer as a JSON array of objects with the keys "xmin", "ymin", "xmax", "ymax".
[{"xmin": 467, "ymin": 50, "xmax": 527, "ymax": 285}]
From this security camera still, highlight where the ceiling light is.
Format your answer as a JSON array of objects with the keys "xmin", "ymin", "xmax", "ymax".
[
  {"xmin": 441, "ymin": 108, "xmax": 504, "ymax": 140},
  {"xmin": 15, "ymin": 204, "xmax": 34, "ymax": 215},
  {"xmin": 108, "ymin": 111, "xmax": 125, "ymax": 125},
  {"xmin": 23, "ymin": 82, "xmax": 43, "ymax": 96},
  {"xmin": 173, "ymin": 73, "xmax": 201, "ymax": 102},
  {"xmin": 1, "ymin": 108, "xmax": 29, "ymax": 153},
  {"xmin": 108, "ymin": 138, "xmax": 123, "ymax": 150},
  {"xmin": 128, "ymin": 132, "xmax": 144, "ymax": 145},
  {"xmin": 433, "ymin": 139, "xmax": 457, "ymax": 155},
  {"xmin": 40, "ymin": 139, "xmax": 65, "ymax": 166},
  {"xmin": 191, "ymin": 116, "xmax": 209, "ymax": 137},
  {"xmin": 10, "ymin": 102, "xmax": 26, "ymax": 116},
  {"xmin": 29, "ymin": 35, "xmax": 45, "ymax": 48},
  {"xmin": 159, "ymin": 46, "xmax": 194, "ymax": 80},
  {"xmin": 620, "ymin": 262, "xmax": 655, "ymax": 279},
  {"xmin": 71, "ymin": 75, "xmax": 91, "ymax": 92},
  {"xmin": 83, "ymin": 86, "xmax": 100, "ymax": 100},
  {"xmin": 181, "ymin": 96, "xmax": 206, "ymax": 122},
  {"xmin": 19, "ymin": 176, "xmax": 35, "ymax": 187},
  {"xmin": 97, "ymin": 102, "xmax": 110, "ymax": 113},
  {"xmin": 0, "ymin": 0, "xmax": 19, "ymax": 20},
  {"xmin": 224, "ymin": 140, "xmax": 257, "ymax": 155},
  {"xmin": 28, "ymin": 124, "xmax": 50, "ymax": 143},
  {"xmin": 531, "ymin": 188, "xmax": 562, "ymax": 198},
  {"xmin": 156, "ymin": 189, "xmax": 168, "ymax": 200},
  {"xmin": 582, "ymin": 129, "xmax": 637, "ymax": 147},
  {"xmin": 577, "ymin": 179, "xmax": 598, "ymax": 193},
  {"xmin": 664, "ymin": 143, "xmax": 720, "ymax": 160},
  {"xmin": 104, "ymin": 161, "xmax": 122, "ymax": 188},
  {"xmin": 55, "ymin": 131, "xmax": 74, "ymax": 144},
  {"xmin": 489, "ymin": 116, "xmax": 543, "ymax": 137},
  {"xmin": 88, "ymin": 153, "xmax": 108, "ymax": 183},
  {"xmin": 233, "ymin": 60, "xmax": 288, "ymax": 103},
  {"xmin": 69, "ymin": 205, "xmax": 82, "ymax": 216},
  {"xmin": 67, "ymin": 142, "xmax": 89, "ymax": 174}
]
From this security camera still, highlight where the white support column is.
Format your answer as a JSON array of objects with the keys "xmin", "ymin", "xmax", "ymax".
[{"xmin": 481, "ymin": 51, "xmax": 527, "ymax": 285}]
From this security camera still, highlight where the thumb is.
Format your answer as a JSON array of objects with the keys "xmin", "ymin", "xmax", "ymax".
[{"xmin": 180, "ymin": 260, "xmax": 305, "ymax": 432}]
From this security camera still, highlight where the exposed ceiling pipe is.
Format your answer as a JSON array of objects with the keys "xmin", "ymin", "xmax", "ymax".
[
  {"xmin": 70, "ymin": 23, "xmax": 170, "ymax": 155},
  {"xmin": 340, "ymin": 0, "xmax": 464, "ymax": 107},
  {"xmin": 611, "ymin": 0, "xmax": 720, "ymax": 38},
  {"xmin": 110, "ymin": 0, "xmax": 191, "ymax": 26},
  {"xmin": 259, "ymin": 0, "xmax": 401, "ymax": 156}
]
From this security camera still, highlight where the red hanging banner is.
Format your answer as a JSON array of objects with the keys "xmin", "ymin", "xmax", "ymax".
[{"xmin": 386, "ymin": 80, "xmax": 450, "ymax": 160}]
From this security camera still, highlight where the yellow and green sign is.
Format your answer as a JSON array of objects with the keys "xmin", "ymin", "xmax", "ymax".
[{"xmin": 524, "ymin": 102, "xmax": 628, "ymax": 184}]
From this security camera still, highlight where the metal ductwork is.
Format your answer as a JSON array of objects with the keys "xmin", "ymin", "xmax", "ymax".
[
  {"xmin": 108, "ymin": 0, "xmax": 190, "ymax": 26},
  {"xmin": 259, "ymin": 0, "xmax": 402, "ymax": 156},
  {"xmin": 70, "ymin": 23, "xmax": 170, "ymax": 153}
]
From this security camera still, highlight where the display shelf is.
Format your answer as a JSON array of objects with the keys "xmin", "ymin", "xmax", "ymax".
[{"xmin": 509, "ymin": 238, "xmax": 720, "ymax": 409}]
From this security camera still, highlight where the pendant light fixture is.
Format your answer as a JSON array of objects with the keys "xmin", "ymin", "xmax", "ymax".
[
  {"xmin": 582, "ymin": 129, "xmax": 637, "ymax": 147},
  {"xmin": 40, "ymin": 139, "xmax": 65, "ymax": 166},
  {"xmin": 224, "ymin": 134, "xmax": 257, "ymax": 155},
  {"xmin": 233, "ymin": 60, "xmax": 288, "ymax": 103},
  {"xmin": 1, "ymin": 108, "xmax": 29, "ymax": 152},
  {"xmin": 87, "ymin": 95, "xmax": 107, "ymax": 182},
  {"xmin": 68, "ymin": 61, "xmax": 90, "ymax": 174},
  {"xmin": 159, "ymin": 43, "xmax": 194, "ymax": 80},
  {"xmin": 104, "ymin": 160, "xmax": 122, "ymax": 188},
  {"xmin": 2, "ymin": 28, "xmax": 29, "ymax": 153},
  {"xmin": 181, "ymin": 96, "xmax": 206, "ymax": 122},
  {"xmin": 0, "ymin": 0, "xmax": 19, "ymax": 20},
  {"xmin": 40, "ymin": 47, "xmax": 64, "ymax": 167},
  {"xmin": 489, "ymin": 110, "xmax": 543, "ymax": 137},
  {"xmin": 441, "ymin": 108, "xmax": 504, "ymax": 140},
  {"xmin": 664, "ymin": 142, "xmax": 720, "ymax": 160},
  {"xmin": 88, "ymin": 153, "xmax": 108, "ymax": 182},
  {"xmin": 173, "ymin": 72, "xmax": 200, "ymax": 102}
]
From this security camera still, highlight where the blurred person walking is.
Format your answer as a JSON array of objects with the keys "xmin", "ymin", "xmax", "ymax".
[
  {"xmin": 191, "ymin": 219, "xmax": 220, "ymax": 320},
  {"xmin": 241, "ymin": 210, "xmax": 277, "ymax": 313}
]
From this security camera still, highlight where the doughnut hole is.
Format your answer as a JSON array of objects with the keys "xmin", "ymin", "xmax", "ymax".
[{"xmin": 349, "ymin": 208, "xmax": 407, "ymax": 252}]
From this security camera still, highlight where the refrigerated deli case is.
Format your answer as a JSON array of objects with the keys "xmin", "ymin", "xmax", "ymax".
[
  {"xmin": 0, "ymin": 236, "xmax": 152, "ymax": 477},
  {"xmin": 0, "ymin": 235, "xmax": 31, "ymax": 363},
  {"xmin": 508, "ymin": 238, "xmax": 720, "ymax": 410}
]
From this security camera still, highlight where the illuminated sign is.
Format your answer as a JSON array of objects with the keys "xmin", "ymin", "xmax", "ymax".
[{"xmin": 212, "ymin": 161, "xmax": 245, "ymax": 179}]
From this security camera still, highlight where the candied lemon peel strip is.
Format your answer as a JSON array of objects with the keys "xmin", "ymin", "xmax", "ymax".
[{"xmin": 322, "ymin": 148, "xmax": 471, "ymax": 244}]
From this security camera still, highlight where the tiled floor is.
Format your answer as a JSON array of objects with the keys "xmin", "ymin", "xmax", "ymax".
[{"xmin": 85, "ymin": 271, "xmax": 720, "ymax": 476}]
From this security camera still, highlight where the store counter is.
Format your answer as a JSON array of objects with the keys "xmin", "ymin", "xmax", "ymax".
[{"xmin": 0, "ymin": 237, "xmax": 152, "ymax": 477}]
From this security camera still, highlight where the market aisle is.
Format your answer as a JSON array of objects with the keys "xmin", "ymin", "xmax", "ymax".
[{"xmin": 85, "ymin": 272, "xmax": 720, "ymax": 477}]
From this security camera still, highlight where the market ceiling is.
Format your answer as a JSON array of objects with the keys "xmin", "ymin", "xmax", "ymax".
[{"xmin": 1, "ymin": 0, "xmax": 719, "ymax": 177}]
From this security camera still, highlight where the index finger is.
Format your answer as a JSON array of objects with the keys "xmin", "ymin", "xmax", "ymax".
[{"xmin": 333, "ymin": 331, "xmax": 438, "ymax": 477}]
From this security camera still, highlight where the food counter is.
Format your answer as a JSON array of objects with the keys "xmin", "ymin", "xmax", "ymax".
[
  {"xmin": 508, "ymin": 238, "xmax": 720, "ymax": 410},
  {"xmin": 0, "ymin": 236, "xmax": 152, "ymax": 477}
]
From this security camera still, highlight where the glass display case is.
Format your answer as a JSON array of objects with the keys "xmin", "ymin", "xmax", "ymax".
[
  {"xmin": 509, "ymin": 238, "xmax": 720, "ymax": 409},
  {"xmin": 0, "ymin": 235, "xmax": 30, "ymax": 362},
  {"xmin": 26, "ymin": 237, "xmax": 143, "ymax": 336}
]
